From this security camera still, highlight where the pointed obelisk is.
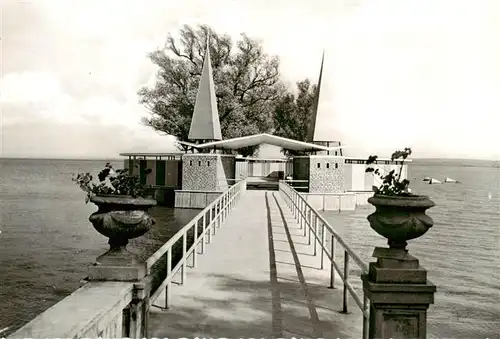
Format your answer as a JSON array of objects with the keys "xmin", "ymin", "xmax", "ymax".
[
  {"xmin": 188, "ymin": 36, "xmax": 222, "ymax": 141},
  {"xmin": 307, "ymin": 51, "xmax": 324, "ymax": 142}
]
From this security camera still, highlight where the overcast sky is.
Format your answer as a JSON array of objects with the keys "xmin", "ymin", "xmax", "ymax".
[{"xmin": 1, "ymin": 0, "xmax": 499, "ymax": 160}]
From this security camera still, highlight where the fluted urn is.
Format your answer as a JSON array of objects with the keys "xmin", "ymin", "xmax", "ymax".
[
  {"xmin": 89, "ymin": 195, "xmax": 156, "ymax": 266},
  {"xmin": 367, "ymin": 194, "xmax": 435, "ymax": 250}
]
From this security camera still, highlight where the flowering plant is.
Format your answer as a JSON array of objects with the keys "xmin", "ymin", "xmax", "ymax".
[
  {"xmin": 72, "ymin": 163, "xmax": 151, "ymax": 203},
  {"xmin": 365, "ymin": 148, "xmax": 413, "ymax": 196}
]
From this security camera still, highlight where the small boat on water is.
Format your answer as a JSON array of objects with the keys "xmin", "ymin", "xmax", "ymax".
[
  {"xmin": 428, "ymin": 178, "xmax": 441, "ymax": 184},
  {"xmin": 423, "ymin": 177, "xmax": 431, "ymax": 181},
  {"xmin": 444, "ymin": 177, "xmax": 459, "ymax": 183}
]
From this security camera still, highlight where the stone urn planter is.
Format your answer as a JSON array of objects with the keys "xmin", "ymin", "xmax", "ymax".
[
  {"xmin": 367, "ymin": 194, "xmax": 435, "ymax": 249},
  {"xmin": 89, "ymin": 194, "xmax": 157, "ymax": 267}
]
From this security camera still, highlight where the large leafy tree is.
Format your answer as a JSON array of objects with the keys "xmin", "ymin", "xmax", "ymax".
[
  {"xmin": 139, "ymin": 24, "xmax": 285, "ymax": 155},
  {"xmin": 273, "ymin": 79, "xmax": 317, "ymax": 155}
]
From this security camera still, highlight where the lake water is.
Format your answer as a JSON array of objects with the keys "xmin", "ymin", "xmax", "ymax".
[
  {"xmin": 0, "ymin": 158, "xmax": 499, "ymax": 338},
  {"xmin": 322, "ymin": 158, "xmax": 500, "ymax": 339},
  {"xmin": 0, "ymin": 159, "xmax": 200, "ymax": 335}
]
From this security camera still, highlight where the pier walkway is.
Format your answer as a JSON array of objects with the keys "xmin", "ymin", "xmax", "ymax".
[{"xmin": 149, "ymin": 190, "xmax": 363, "ymax": 338}]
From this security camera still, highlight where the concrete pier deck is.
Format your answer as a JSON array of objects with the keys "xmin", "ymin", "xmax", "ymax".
[{"xmin": 149, "ymin": 190, "xmax": 363, "ymax": 338}]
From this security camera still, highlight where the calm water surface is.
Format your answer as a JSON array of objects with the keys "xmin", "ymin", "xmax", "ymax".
[
  {"xmin": 1, "ymin": 158, "xmax": 499, "ymax": 338},
  {"xmin": 0, "ymin": 159, "xmax": 200, "ymax": 335},
  {"xmin": 322, "ymin": 159, "xmax": 500, "ymax": 339}
]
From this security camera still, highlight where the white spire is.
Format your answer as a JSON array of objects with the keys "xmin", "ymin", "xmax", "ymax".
[
  {"xmin": 188, "ymin": 35, "xmax": 222, "ymax": 141},
  {"xmin": 308, "ymin": 50, "xmax": 340, "ymax": 143},
  {"xmin": 307, "ymin": 50, "xmax": 324, "ymax": 142}
]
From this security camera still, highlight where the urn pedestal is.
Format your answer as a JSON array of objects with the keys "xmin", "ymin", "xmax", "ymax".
[
  {"xmin": 363, "ymin": 194, "xmax": 437, "ymax": 339},
  {"xmin": 87, "ymin": 195, "xmax": 157, "ymax": 282}
]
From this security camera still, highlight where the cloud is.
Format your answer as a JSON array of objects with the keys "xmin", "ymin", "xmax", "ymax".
[{"xmin": 1, "ymin": 71, "xmax": 64, "ymax": 104}]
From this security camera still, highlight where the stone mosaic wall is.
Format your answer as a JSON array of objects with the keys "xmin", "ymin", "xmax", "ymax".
[
  {"xmin": 308, "ymin": 156, "xmax": 345, "ymax": 193},
  {"xmin": 182, "ymin": 154, "xmax": 218, "ymax": 191}
]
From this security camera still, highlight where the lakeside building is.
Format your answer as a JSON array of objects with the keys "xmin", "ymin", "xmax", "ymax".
[{"xmin": 121, "ymin": 47, "xmax": 408, "ymax": 210}]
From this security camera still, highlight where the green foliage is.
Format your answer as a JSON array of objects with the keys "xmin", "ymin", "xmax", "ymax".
[
  {"xmin": 365, "ymin": 148, "xmax": 413, "ymax": 196},
  {"xmin": 72, "ymin": 163, "xmax": 152, "ymax": 203},
  {"xmin": 138, "ymin": 24, "xmax": 285, "ymax": 155}
]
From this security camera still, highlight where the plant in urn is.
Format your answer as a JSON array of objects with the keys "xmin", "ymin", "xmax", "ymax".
[
  {"xmin": 73, "ymin": 163, "xmax": 156, "ymax": 280},
  {"xmin": 364, "ymin": 148, "xmax": 435, "ymax": 283}
]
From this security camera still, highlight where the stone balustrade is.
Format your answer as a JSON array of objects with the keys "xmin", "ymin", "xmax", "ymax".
[{"xmin": 8, "ymin": 281, "xmax": 148, "ymax": 338}]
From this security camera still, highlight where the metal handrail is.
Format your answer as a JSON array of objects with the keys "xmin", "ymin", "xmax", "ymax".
[
  {"xmin": 145, "ymin": 179, "xmax": 247, "ymax": 308},
  {"xmin": 278, "ymin": 181, "xmax": 369, "ymax": 339}
]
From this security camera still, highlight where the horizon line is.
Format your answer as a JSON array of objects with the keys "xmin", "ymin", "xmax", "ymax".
[{"xmin": 1, "ymin": 156, "xmax": 498, "ymax": 162}]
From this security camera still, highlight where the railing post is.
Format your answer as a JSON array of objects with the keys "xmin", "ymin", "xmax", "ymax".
[
  {"xmin": 165, "ymin": 249, "xmax": 172, "ymax": 309},
  {"xmin": 294, "ymin": 192, "xmax": 297, "ymax": 218},
  {"xmin": 320, "ymin": 223, "xmax": 325, "ymax": 269},
  {"xmin": 303, "ymin": 204, "xmax": 308, "ymax": 236},
  {"xmin": 216, "ymin": 200, "xmax": 220, "ymax": 228},
  {"xmin": 290, "ymin": 191, "xmax": 297, "ymax": 219},
  {"xmin": 202, "ymin": 213, "xmax": 207, "ymax": 250},
  {"xmin": 342, "ymin": 250, "xmax": 349, "ymax": 313},
  {"xmin": 225, "ymin": 193, "xmax": 228, "ymax": 219},
  {"xmin": 226, "ymin": 192, "xmax": 229, "ymax": 217},
  {"xmin": 208, "ymin": 209, "xmax": 213, "ymax": 243},
  {"xmin": 193, "ymin": 219, "xmax": 198, "ymax": 267},
  {"xmin": 329, "ymin": 235, "xmax": 336, "ymax": 288},
  {"xmin": 313, "ymin": 216, "xmax": 318, "ymax": 256},
  {"xmin": 295, "ymin": 191, "xmax": 298, "ymax": 219},
  {"xmin": 224, "ymin": 194, "xmax": 227, "ymax": 220},
  {"xmin": 221, "ymin": 195, "xmax": 225, "ymax": 222},
  {"xmin": 222, "ymin": 196, "xmax": 225, "ymax": 223},
  {"xmin": 299, "ymin": 199, "xmax": 303, "ymax": 229},
  {"xmin": 307, "ymin": 209, "xmax": 312, "ymax": 245},
  {"xmin": 213, "ymin": 201, "xmax": 218, "ymax": 235},
  {"xmin": 181, "ymin": 232, "xmax": 187, "ymax": 285}
]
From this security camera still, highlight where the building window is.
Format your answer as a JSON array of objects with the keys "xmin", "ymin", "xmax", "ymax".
[
  {"xmin": 317, "ymin": 163, "xmax": 321, "ymax": 169},
  {"xmin": 189, "ymin": 160, "xmax": 193, "ymax": 166},
  {"xmin": 207, "ymin": 161, "xmax": 210, "ymax": 167},
  {"xmin": 335, "ymin": 163, "xmax": 338, "ymax": 169},
  {"xmin": 326, "ymin": 163, "xmax": 330, "ymax": 169},
  {"xmin": 334, "ymin": 151, "xmax": 338, "ymax": 156},
  {"xmin": 198, "ymin": 161, "xmax": 201, "ymax": 166}
]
